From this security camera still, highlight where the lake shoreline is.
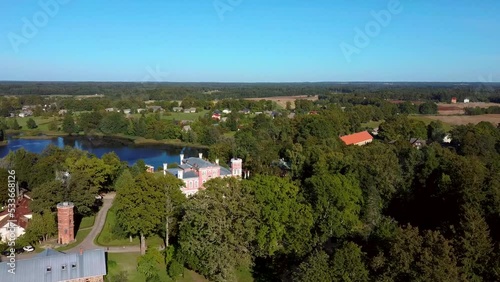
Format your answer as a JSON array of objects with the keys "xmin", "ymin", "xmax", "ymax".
[{"xmin": 5, "ymin": 130, "xmax": 209, "ymax": 149}]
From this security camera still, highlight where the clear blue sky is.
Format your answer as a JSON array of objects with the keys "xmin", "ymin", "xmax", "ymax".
[{"xmin": 0, "ymin": 0, "xmax": 499, "ymax": 82}]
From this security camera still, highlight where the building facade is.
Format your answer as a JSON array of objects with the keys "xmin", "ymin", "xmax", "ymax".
[{"xmin": 164, "ymin": 153, "xmax": 243, "ymax": 196}]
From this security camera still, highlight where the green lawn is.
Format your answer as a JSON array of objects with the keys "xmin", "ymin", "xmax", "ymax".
[
  {"xmin": 161, "ymin": 110, "xmax": 209, "ymax": 121},
  {"xmin": 96, "ymin": 208, "xmax": 140, "ymax": 247},
  {"xmin": 79, "ymin": 215, "xmax": 95, "ymax": 229},
  {"xmin": 107, "ymin": 252, "xmax": 211, "ymax": 282},
  {"xmin": 129, "ymin": 110, "xmax": 209, "ymax": 122},
  {"xmin": 361, "ymin": 120, "xmax": 384, "ymax": 129},
  {"xmin": 106, "ymin": 252, "xmax": 146, "ymax": 282},
  {"xmin": 56, "ymin": 228, "xmax": 92, "ymax": 252},
  {"xmin": 409, "ymin": 116, "xmax": 453, "ymax": 131},
  {"xmin": 96, "ymin": 207, "xmax": 166, "ymax": 248},
  {"xmin": 15, "ymin": 116, "xmax": 55, "ymax": 131}
]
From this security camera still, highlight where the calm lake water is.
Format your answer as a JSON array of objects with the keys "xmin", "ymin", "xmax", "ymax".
[{"xmin": 0, "ymin": 136, "xmax": 205, "ymax": 169}]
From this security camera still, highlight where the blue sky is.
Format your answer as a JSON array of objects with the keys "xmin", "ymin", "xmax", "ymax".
[{"xmin": 0, "ymin": 0, "xmax": 499, "ymax": 82}]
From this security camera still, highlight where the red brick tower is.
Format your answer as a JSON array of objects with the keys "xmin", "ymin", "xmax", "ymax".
[{"xmin": 57, "ymin": 202, "xmax": 75, "ymax": 244}]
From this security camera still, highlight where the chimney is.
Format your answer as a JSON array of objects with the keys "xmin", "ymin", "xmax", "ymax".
[
  {"xmin": 180, "ymin": 154, "xmax": 184, "ymax": 163},
  {"xmin": 215, "ymin": 159, "xmax": 219, "ymax": 165},
  {"xmin": 199, "ymin": 153, "xmax": 203, "ymax": 159},
  {"xmin": 79, "ymin": 248, "xmax": 83, "ymax": 255}
]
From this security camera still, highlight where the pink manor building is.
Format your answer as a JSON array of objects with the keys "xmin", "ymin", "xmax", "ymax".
[{"xmin": 164, "ymin": 153, "xmax": 243, "ymax": 196}]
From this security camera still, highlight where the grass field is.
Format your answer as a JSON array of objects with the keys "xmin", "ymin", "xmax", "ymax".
[
  {"xmin": 245, "ymin": 95, "xmax": 318, "ymax": 109},
  {"xmin": 362, "ymin": 117, "xmax": 454, "ymax": 132},
  {"xmin": 96, "ymin": 208, "xmax": 140, "ymax": 247},
  {"xmin": 415, "ymin": 114, "xmax": 500, "ymax": 127},
  {"xmin": 56, "ymin": 228, "xmax": 92, "ymax": 252},
  {"xmin": 106, "ymin": 252, "xmax": 148, "ymax": 282},
  {"xmin": 96, "ymin": 207, "xmax": 164, "ymax": 248},
  {"xmin": 408, "ymin": 116, "xmax": 454, "ymax": 131},
  {"xmin": 129, "ymin": 110, "xmax": 209, "ymax": 122},
  {"xmin": 78, "ymin": 215, "xmax": 95, "ymax": 229},
  {"xmin": 14, "ymin": 116, "xmax": 56, "ymax": 131},
  {"xmin": 107, "ymin": 252, "xmax": 212, "ymax": 282},
  {"xmin": 361, "ymin": 120, "xmax": 384, "ymax": 129}
]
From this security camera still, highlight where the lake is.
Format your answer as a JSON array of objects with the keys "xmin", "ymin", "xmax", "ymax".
[{"xmin": 0, "ymin": 136, "xmax": 205, "ymax": 169}]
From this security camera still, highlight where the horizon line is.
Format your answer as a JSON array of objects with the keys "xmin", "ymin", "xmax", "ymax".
[{"xmin": 0, "ymin": 80, "xmax": 499, "ymax": 84}]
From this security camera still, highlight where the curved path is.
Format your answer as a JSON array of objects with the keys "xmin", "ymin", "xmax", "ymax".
[
  {"xmin": 66, "ymin": 192, "xmax": 140, "ymax": 254},
  {"xmin": 3, "ymin": 193, "xmax": 139, "ymax": 261}
]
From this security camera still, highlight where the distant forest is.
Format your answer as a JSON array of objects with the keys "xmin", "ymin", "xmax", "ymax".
[{"xmin": 1, "ymin": 81, "xmax": 499, "ymax": 102}]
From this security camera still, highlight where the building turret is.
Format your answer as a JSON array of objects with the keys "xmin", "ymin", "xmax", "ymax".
[{"xmin": 231, "ymin": 158, "xmax": 243, "ymax": 177}]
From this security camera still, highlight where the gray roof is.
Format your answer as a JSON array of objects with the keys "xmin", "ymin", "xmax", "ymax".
[
  {"xmin": 183, "ymin": 171, "xmax": 198, "ymax": 178},
  {"xmin": 166, "ymin": 168, "xmax": 179, "ymax": 176},
  {"xmin": 183, "ymin": 157, "xmax": 214, "ymax": 169},
  {"xmin": 36, "ymin": 249, "xmax": 65, "ymax": 257},
  {"xmin": 220, "ymin": 167, "xmax": 232, "ymax": 176},
  {"xmin": 0, "ymin": 249, "xmax": 106, "ymax": 282}
]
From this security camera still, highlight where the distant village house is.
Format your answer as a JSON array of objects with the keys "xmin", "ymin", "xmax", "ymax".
[{"xmin": 340, "ymin": 131, "xmax": 373, "ymax": 146}]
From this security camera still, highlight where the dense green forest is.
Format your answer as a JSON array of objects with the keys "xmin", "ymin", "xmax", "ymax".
[
  {"xmin": 1, "ymin": 109, "xmax": 499, "ymax": 282},
  {"xmin": 0, "ymin": 83, "xmax": 499, "ymax": 281},
  {"xmin": 1, "ymin": 81, "xmax": 499, "ymax": 102}
]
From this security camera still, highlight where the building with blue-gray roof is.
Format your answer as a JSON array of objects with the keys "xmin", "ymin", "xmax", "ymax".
[
  {"xmin": 163, "ymin": 153, "xmax": 243, "ymax": 196},
  {"xmin": 0, "ymin": 248, "xmax": 106, "ymax": 282}
]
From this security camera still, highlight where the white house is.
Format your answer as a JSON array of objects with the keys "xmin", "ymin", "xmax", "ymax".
[
  {"xmin": 443, "ymin": 134, "xmax": 452, "ymax": 143},
  {"xmin": 222, "ymin": 109, "xmax": 232, "ymax": 114},
  {"xmin": 464, "ymin": 98, "xmax": 470, "ymax": 103}
]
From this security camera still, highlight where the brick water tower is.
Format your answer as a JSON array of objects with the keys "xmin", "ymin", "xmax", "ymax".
[{"xmin": 57, "ymin": 202, "xmax": 75, "ymax": 244}]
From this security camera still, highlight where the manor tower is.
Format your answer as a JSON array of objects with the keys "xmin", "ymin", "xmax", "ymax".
[{"xmin": 57, "ymin": 202, "xmax": 75, "ymax": 244}]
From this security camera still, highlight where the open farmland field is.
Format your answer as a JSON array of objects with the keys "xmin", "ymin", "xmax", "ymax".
[
  {"xmin": 245, "ymin": 95, "xmax": 318, "ymax": 108},
  {"xmin": 437, "ymin": 102, "xmax": 500, "ymax": 115},
  {"xmin": 419, "ymin": 114, "xmax": 500, "ymax": 126}
]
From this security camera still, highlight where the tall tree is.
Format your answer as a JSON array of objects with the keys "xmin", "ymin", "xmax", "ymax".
[
  {"xmin": 293, "ymin": 251, "xmax": 333, "ymax": 282},
  {"xmin": 26, "ymin": 118, "xmax": 37, "ymax": 129},
  {"xmin": 331, "ymin": 242, "xmax": 369, "ymax": 282},
  {"xmin": 245, "ymin": 175, "xmax": 314, "ymax": 256},
  {"xmin": 62, "ymin": 114, "xmax": 78, "ymax": 135},
  {"xmin": 457, "ymin": 205, "xmax": 493, "ymax": 281},
  {"xmin": 179, "ymin": 178, "xmax": 257, "ymax": 281},
  {"xmin": 304, "ymin": 173, "xmax": 363, "ymax": 244},
  {"xmin": 115, "ymin": 172, "xmax": 173, "ymax": 255}
]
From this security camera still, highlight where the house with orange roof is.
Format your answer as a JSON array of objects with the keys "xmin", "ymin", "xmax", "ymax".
[{"xmin": 340, "ymin": 131, "xmax": 373, "ymax": 146}]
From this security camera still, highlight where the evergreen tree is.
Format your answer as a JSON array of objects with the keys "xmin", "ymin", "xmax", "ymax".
[
  {"xmin": 26, "ymin": 118, "xmax": 37, "ymax": 129},
  {"xmin": 62, "ymin": 114, "xmax": 77, "ymax": 135}
]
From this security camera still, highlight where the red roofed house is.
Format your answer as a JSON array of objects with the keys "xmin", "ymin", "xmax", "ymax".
[
  {"xmin": 451, "ymin": 97, "xmax": 457, "ymax": 104},
  {"xmin": 340, "ymin": 131, "xmax": 373, "ymax": 146},
  {"xmin": 0, "ymin": 195, "xmax": 32, "ymax": 242}
]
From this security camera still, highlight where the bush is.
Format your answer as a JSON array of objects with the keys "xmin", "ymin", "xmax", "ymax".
[{"xmin": 168, "ymin": 259, "xmax": 184, "ymax": 280}]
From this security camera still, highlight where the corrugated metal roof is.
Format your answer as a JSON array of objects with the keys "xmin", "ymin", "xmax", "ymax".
[
  {"xmin": 36, "ymin": 249, "xmax": 64, "ymax": 257},
  {"xmin": 0, "ymin": 249, "xmax": 106, "ymax": 282}
]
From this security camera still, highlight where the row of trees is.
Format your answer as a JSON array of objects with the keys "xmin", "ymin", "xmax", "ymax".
[{"xmin": 0, "ymin": 146, "xmax": 128, "ymax": 246}]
